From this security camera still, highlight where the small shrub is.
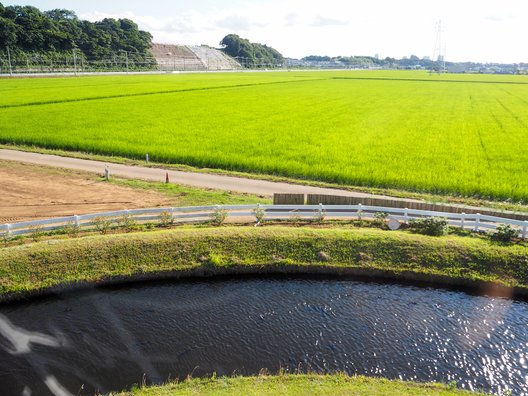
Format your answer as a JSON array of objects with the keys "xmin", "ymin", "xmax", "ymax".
[
  {"xmin": 62, "ymin": 221, "xmax": 80, "ymax": 238},
  {"xmin": 93, "ymin": 216, "xmax": 113, "ymax": 234},
  {"xmin": 373, "ymin": 211, "xmax": 389, "ymax": 227},
  {"xmin": 29, "ymin": 225, "xmax": 45, "ymax": 241},
  {"xmin": 353, "ymin": 219, "xmax": 365, "ymax": 227},
  {"xmin": 1, "ymin": 230, "xmax": 10, "ymax": 245},
  {"xmin": 210, "ymin": 206, "xmax": 228, "ymax": 226},
  {"xmin": 491, "ymin": 224, "xmax": 518, "ymax": 243},
  {"xmin": 117, "ymin": 213, "xmax": 137, "ymax": 232},
  {"xmin": 253, "ymin": 206, "xmax": 266, "ymax": 225},
  {"xmin": 312, "ymin": 209, "xmax": 326, "ymax": 224},
  {"xmin": 289, "ymin": 211, "xmax": 303, "ymax": 224},
  {"xmin": 409, "ymin": 217, "xmax": 449, "ymax": 236},
  {"xmin": 159, "ymin": 210, "xmax": 174, "ymax": 227}
]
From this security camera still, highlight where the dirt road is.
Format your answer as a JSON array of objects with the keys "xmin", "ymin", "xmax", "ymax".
[{"xmin": 0, "ymin": 148, "xmax": 392, "ymax": 199}]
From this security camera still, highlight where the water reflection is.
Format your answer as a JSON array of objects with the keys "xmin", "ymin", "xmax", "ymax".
[
  {"xmin": 0, "ymin": 278, "xmax": 526, "ymax": 395},
  {"xmin": 0, "ymin": 314, "xmax": 72, "ymax": 396}
]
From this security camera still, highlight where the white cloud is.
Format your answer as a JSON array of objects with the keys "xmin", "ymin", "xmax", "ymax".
[
  {"xmin": 311, "ymin": 15, "xmax": 349, "ymax": 27},
  {"xmin": 79, "ymin": 0, "xmax": 528, "ymax": 63},
  {"xmin": 216, "ymin": 15, "xmax": 260, "ymax": 31}
]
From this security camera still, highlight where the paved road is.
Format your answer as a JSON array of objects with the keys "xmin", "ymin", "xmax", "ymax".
[{"xmin": 0, "ymin": 148, "xmax": 414, "ymax": 201}]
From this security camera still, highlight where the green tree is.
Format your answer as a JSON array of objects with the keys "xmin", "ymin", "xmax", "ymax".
[
  {"xmin": 220, "ymin": 34, "xmax": 283, "ymax": 68},
  {"xmin": 0, "ymin": 4, "xmax": 153, "ymax": 65}
]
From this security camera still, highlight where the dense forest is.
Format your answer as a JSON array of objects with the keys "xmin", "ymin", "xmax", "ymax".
[
  {"xmin": 220, "ymin": 34, "xmax": 283, "ymax": 68},
  {"xmin": 0, "ymin": 3, "xmax": 153, "ymax": 68}
]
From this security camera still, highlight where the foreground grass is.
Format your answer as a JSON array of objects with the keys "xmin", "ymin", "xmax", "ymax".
[
  {"xmin": 0, "ymin": 226, "xmax": 527, "ymax": 299},
  {"xmin": 1, "ymin": 71, "xmax": 527, "ymax": 201},
  {"xmin": 117, "ymin": 374, "xmax": 482, "ymax": 396}
]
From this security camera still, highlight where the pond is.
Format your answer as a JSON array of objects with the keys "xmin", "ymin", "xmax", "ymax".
[{"xmin": 0, "ymin": 277, "xmax": 526, "ymax": 395}]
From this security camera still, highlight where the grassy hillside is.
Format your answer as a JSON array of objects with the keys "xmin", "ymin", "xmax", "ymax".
[{"xmin": 1, "ymin": 71, "xmax": 527, "ymax": 200}]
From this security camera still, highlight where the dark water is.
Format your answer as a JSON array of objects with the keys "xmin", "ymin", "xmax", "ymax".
[{"xmin": 0, "ymin": 278, "xmax": 527, "ymax": 396}]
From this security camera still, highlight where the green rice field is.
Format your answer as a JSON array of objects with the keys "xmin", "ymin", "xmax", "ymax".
[{"xmin": 1, "ymin": 70, "xmax": 527, "ymax": 201}]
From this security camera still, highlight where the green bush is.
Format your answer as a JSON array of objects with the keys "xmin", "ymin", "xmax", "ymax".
[
  {"xmin": 373, "ymin": 211, "xmax": 389, "ymax": 227},
  {"xmin": 93, "ymin": 216, "xmax": 113, "ymax": 235},
  {"xmin": 159, "ymin": 210, "xmax": 174, "ymax": 227},
  {"xmin": 252, "ymin": 206, "xmax": 266, "ymax": 225},
  {"xmin": 491, "ymin": 224, "xmax": 518, "ymax": 243},
  {"xmin": 409, "ymin": 217, "xmax": 449, "ymax": 236},
  {"xmin": 210, "ymin": 207, "xmax": 228, "ymax": 226},
  {"xmin": 62, "ymin": 221, "xmax": 80, "ymax": 237},
  {"xmin": 312, "ymin": 209, "xmax": 326, "ymax": 224}
]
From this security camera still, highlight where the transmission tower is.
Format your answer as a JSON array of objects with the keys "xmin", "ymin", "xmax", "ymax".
[{"xmin": 431, "ymin": 20, "xmax": 446, "ymax": 74}]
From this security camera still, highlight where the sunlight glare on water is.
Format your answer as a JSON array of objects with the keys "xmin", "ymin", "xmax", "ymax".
[{"xmin": 0, "ymin": 278, "xmax": 526, "ymax": 395}]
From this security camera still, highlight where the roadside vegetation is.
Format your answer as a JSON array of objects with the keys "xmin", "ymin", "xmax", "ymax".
[
  {"xmin": 116, "ymin": 373, "xmax": 482, "ymax": 396},
  {"xmin": 109, "ymin": 178, "xmax": 269, "ymax": 206},
  {"xmin": 1, "ymin": 71, "xmax": 527, "ymax": 201}
]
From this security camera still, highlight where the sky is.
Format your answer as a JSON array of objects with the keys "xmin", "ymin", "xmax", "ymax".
[{"xmin": 3, "ymin": 0, "xmax": 527, "ymax": 63}]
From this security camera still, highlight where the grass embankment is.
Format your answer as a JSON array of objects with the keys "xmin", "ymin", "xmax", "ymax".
[
  {"xmin": 1, "ymin": 226, "xmax": 527, "ymax": 301},
  {"xmin": 1, "ymin": 71, "xmax": 527, "ymax": 201},
  {"xmin": 117, "ymin": 374, "xmax": 481, "ymax": 396}
]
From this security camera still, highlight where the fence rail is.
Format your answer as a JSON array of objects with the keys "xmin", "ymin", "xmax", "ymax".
[{"xmin": 1, "ymin": 204, "xmax": 527, "ymax": 239}]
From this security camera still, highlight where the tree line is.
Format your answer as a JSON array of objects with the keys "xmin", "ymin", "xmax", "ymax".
[{"xmin": 0, "ymin": 3, "xmax": 153, "ymax": 65}]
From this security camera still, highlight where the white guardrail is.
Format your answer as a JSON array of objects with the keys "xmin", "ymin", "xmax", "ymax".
[{"xmin": 1, "ymin": 204, "xmax": 527, "ymax": 238}]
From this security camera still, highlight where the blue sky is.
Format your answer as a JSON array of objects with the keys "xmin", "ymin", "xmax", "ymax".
[{"xmin": 3, "ymin": 0, "xmax": 527, "ymax": 63}]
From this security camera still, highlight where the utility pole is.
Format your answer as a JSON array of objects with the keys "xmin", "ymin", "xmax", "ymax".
[
  {"xmin": 124, "ymin": 50, "xmax": 129, "ymax": 74},
  {"xmin": 6, "ymin": 47, "xmax": 13, "ymax": 76},
  {"xmin": 431, "ymin": 20, "xmax": 446, "ymax": 74}
]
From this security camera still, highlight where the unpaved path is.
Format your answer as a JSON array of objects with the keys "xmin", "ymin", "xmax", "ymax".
[
  {"xmin": 0, "ymin": 161, "xmax": 173, "ymax": 223},
  {"xmin": 0, "ymin": 149, "xmax": 406, "ymax": 200}
]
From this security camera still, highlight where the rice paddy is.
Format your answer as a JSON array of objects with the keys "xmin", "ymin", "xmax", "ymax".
[{"xmin": 1, "ymin": 70, "xmax": 527, "ymax": 201}]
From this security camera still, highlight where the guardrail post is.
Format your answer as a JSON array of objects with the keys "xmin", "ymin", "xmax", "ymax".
[
  {"xmin": 474, "ymin": 213, "xmax": 481, "ymax": 232},
  {"xmin": 461, "ymin": 213, "xmax": 465, "ymax": 230},
  {"xmin": 319, "ymin": 203, "xmax": 324, "ymax": 215},
  {"xmin": 74, "ymin": 215, "xmax": 80, "ymax": 228},
  {"xmin": 5, "ymin": 224, "xmax": 11, "ymax": 237},
  {"xmin": 170, "ymin": 207, "xmax": 175, "ymax": 222},
  {"xmin": 357, "ymin": 203, "xmax": 362, "ymax": 221},
  {"xmin": 523, "ymin": 221, "xmax": 528, "ymax": 239},
  {"xmin": 403, "ymin": 208, "xmax": 409, "ymax": 224}
]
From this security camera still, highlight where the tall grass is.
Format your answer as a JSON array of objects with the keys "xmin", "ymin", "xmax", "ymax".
[{"xmin": 1, "ymin": 71, "xmax": 527, "ymax": 201}]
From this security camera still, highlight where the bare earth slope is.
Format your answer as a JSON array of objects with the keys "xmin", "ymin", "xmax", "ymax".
[{"xmin": 0, "ymin": 160, "xmax": 172, "ymax": 223}]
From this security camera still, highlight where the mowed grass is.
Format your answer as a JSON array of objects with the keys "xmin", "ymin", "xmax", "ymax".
[
  {"xmin": 117, "ymin": 374, "xmax": 482, "ymax": 395},
  {"xmin": 1, "ymin": 71, "xmax": 527, "ymax": 200}
]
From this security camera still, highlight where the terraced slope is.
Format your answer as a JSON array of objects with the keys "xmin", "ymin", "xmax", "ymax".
[{"xmin": 151, "ymin": 43, "xmax": 240, "ymax": 71}]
